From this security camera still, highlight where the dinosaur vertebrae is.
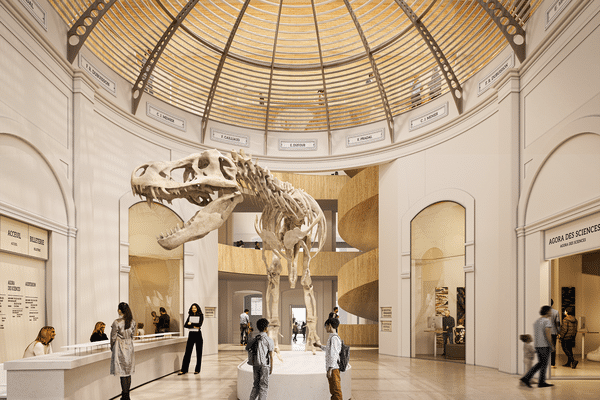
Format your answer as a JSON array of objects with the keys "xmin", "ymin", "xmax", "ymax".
[{"xmin": 231, "ymin": 150, "xmax": 326, "ymax": 258}]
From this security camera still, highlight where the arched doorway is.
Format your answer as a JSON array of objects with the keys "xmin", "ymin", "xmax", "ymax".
[
  {"xmin": 411, "ymin": 202, "xmax": 466, "ymax": 362},
  {"xmin": 128, "ymin": 202, "xmax": 184, "ymax": 335}
]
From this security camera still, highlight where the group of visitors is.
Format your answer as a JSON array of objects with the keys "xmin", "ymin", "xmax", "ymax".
[{"xmin": 520, "ymin": 300, "xmax": 579, "ymax": 389}]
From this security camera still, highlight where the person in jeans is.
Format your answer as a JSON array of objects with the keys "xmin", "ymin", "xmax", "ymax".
[
  {"xmin": 520, "ymin": 305, "xmax": 554, "ymax": 388},
  {"xmin": 315, "ymin": 318, "xmax": 343, "ymax": 400},
  {"xmin": 559, "ymin": 307, "xmax": 578, "ymax": 368},
  {"xmin": 240, "ymin": 309, "xmax": 250, "ymax": 345},
  {"xmin": 246, "ymin": 318, "xmax": 273, "ymax": 400}
]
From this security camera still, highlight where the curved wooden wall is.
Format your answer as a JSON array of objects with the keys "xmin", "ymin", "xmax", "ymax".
[
  {"xmin": 337, "ymin": 324, "xmax": 378, "ymax": 347},
  {"xmin": 337, "ymin": 249, "xmax": 379, "ymax": 322},
  {"xmin": 272, "ymin": 172, "xmax": 350, "ymax": 200},
  {"xmin": 218, "ymin": 244, "xmax": 358, "ymax": 277},
  {"xmin": 337, "ymin": 166, "xmax": 379, "ymax": 252}
]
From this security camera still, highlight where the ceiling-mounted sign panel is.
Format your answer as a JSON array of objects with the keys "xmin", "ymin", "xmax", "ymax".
[
  {"xmin": 147, "ymin": 104, "xmax": 186, "ymax": 131},
  {"xmin": 346, "ymin": 129, "xmax": 384, "ymax": 147},
  {"xmin": 477, "ymin": 53, "xmax": 514, "ymax": 96},
  {"xmin": 279, "ymin": 139, "xmax": 318, "ymax": 151},
  {"xmin": 80, "ymin": 55, "xmax": 117, "ymax": 96},
  {"xmin": 210, "ymin": 129, "xmax": 249, "ymax": 147}
]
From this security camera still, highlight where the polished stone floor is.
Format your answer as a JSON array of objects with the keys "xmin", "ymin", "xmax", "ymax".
[{"xmin": 128, "ymin": 344, "xmax": 600, "ymax": 400}]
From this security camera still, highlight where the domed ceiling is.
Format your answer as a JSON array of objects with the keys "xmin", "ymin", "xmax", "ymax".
[{"xmin": 52, "ymin": 0, "xmax": 538, "ymax": 136}]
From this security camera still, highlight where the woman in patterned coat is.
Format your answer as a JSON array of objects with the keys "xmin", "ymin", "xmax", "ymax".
[{"xmin": 111, "ymin": 302, "xmax": 136, "ymax": 400}]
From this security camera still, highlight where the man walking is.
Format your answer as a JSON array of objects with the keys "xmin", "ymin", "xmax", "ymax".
[
  {"xmin": 240, "ymin": 309, "xmax": 250, "ymax": 345},
  {"xmin": 520, "ymin": 305, "xmax": 555, "ymax": 388}
]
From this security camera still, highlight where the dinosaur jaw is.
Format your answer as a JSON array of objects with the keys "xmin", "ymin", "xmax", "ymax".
[{"xmin": 156, "ymin": 192, "xmax": 244, "ymax": 250}]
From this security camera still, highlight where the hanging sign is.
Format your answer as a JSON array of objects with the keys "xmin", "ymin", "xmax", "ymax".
[
  {"xmin": 80, "ymin": 55, "xmax": 117, "ymax": 96},
  {"xmin": 147, "ymin": 103, "xmax": 186, "ymax": 131},
  {"xmin": 346, "ymin": 129, "xmax": 385, "ymax": 147},
  {"xmin": 210, "ymin": 129, "xmax": 249, "ymax": 147},
  {"xmin": 546, "ymin": 0, "xmax": 572, "ymax": 30},
  {"xmin": 279, "ymin": 139, "xmax": 317, "ymax": 151},
  {"xmin": 409, "ymin": 103, "xmax": 448, "ymax": 131},
  {"xmin": 545, "ymin": 212, "xmax": 600, "ymax": 260},
  {"xmin": 477, "ymin": 54, "xmax": 514, "ymax": 95},
  {"xmin": 19, "ymin": 0, "xmax": 47, "ymax": 30}
]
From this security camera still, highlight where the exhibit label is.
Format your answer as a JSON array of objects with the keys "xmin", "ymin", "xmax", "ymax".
[
  {"xmin": 381, "ymin": 320, "xmax": 392, "ymax": 332},
  {"xmin": 380, "ymin": 306, "xmax": 392, "ymax": 319},
  {"xmin": 279, "ymin": 139, "xmax": 317, "ymax": 151},
  {"xmin": 210, "ymin": 129, "xmax": 249, "ymax": 147},
  {"xmin": 546, "ymin": 0, "xmax": 572, "ymax": 29},
  {"xmin": 478, "ymin": 54, "xmax": 514, "ymax": 95},
  {"xmin": 410, "ymin": 103, "xmax": 448, "ymax": 131},
  {"xmin": 19, "ymin": 0, "xmax": 47, "ymax": 30},
  {"xmin": 545, "ymin": 212, "xmax": 600, "ymax": 260},
  {"xmin": 204, "ymin": 307, "xmax": 216, "ymax": 318},
  {"xmin": 80, "ymin": 55, "xmax": 117, "ymax": 95},
  {"xmin": 147, "ymin": 104, "xmax": 186, "ymax": 131},
  {"xmin": 347, "ymin": 129, "xmax": 384, "ymax": 147}
]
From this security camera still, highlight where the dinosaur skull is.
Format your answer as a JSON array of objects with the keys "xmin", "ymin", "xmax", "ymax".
[{"xmin": 131, "ymin": 149, "xmax": 243, "ymax": 250}]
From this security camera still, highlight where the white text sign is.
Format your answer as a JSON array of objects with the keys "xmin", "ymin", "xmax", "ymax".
[
  {"xmin": 545, "ymin": 213, "xmax": 600, "ymax": 260},
  {"xmin": 211, "ymin": 129, "xmax": 249, "ymax": 147},
  {"xmin": 279, "ymin": 139, "xmax": 317, "ymax": 151},
  {"xmin": 147, "ymin": 104, "xmax": 186, "ymax": 131},
  {"xmin": 478, "ymin": 54, "xmax": 514, "ymax": 95},
  {"xmin": 346, "ymin": 129, "xmax": 385, "ymax": 147},
  {"xmin": 80, "ymin": 55, "xmax": 117, "ymax": 95},
  {"xmin": 410, "ymin": 103, "xmax": 448, "ymax": 131}
]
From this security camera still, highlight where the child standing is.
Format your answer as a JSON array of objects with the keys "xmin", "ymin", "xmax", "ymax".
[
  {"xmin": 520, "ymin": 334, "xmax": 535, "ymax": 372},
  {"xmin": 246, "ymin": 318, "xmax": 274, "ymax": 400},
  {"xmin": 315, "ymin": 318, "xmax": 343, "ymax": 400}
]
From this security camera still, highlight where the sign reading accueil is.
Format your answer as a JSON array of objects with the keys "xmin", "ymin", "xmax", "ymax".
[
  {"xmin": 478, "ymin": 54, "xmax": 514, "ymax": 96},
  {"xmin": 80, "ymin": 55, "xmax": 117, "ymax": 95},
  {"xmin": 545, "ymin": 212, "xmax": 600, "ymax": 260},
  {"xmin": 147, "ymin": 104, "xmax": 186, "ymax": 131},
  {"xmin": 410, "ymin": 103, "xmax": 448, "ymax": 131},
  {"xmin": 210, "ymin": 129, "xmax": 249, "ymax": 147},
  {"xmin": 279, "ymin": 139, "xmax": 317, "ymax": 151},
  {"xmin": 346, "ymin": 129, "xmax": 384, "ymax": 147},
  {"xmin": 19, "ymin": 0, "xmax": 47, "ymax": 30}
]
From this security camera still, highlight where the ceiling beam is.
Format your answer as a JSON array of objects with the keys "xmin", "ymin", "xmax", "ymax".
[
  {"xmin": 131, "ymin": 0, "xmax": 201, "ymax": 114},
  {"xmin": 310, "ymin": 0, "xmax": 332, "ymax": 154},
  {"xmin": 474, "ymin": 0, "xmax": 526, "ymax": 63},
  {"xmin": 393, "ymin": 0, "xmax": 463, "ymax": 114},
  {"xmin": 264, "ymin": 0, "xmax": 285, "ymax": 155},
  {"xmin": 201, "ymin": 0, "xmax": 252, "ymax": 142},
  {"xmin": 66, "ymin": 0, "xmax": 119, "ymax": 64},
  {"xmin": 342, "ymin": 0, "xmax": 395, "ymax": 142}
]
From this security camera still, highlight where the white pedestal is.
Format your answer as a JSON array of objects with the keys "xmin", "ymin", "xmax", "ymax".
[{"xmin": 237, "ymin": 351, "xmax": 351, "ymax": 400}]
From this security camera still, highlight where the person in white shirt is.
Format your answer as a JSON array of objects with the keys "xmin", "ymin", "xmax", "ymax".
[
  {"xmin": 520, "ymin": 306, "xmax": 554, "ymax": 388},
  {"xmin": 23, "ymin": 326, "xmax": 55, "ymax": 358},
  {"xmin": 315, "ymin": 318, "xmax": 343, "ymax": 400},
  {"xmin": 240, "ymin": 309, "xmax": 250, "ymax": 345},
  {"xmin": 246, "ymin": 318, "xmax": 274, "ymax": 400}
]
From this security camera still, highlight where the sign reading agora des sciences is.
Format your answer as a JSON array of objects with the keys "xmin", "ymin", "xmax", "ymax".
[{"xmin": 545, "ymin": 212, "xmax": 600, "ymax": 260}]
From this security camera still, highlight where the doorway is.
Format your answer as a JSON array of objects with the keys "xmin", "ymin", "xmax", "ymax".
[
  {"xmin": 411, "ymin": 202, "xmax": 466, "ymax": 363},
  {"xmin": 291, "ymin": 305, "xmax": 307, "ymax": 349}
]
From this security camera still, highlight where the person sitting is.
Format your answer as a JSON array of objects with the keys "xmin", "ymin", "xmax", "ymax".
[
  {"xmin": 23, "ymin": 326, "xmax": 55, "ymax": 357},
  {"xmin": 136, "ymin": 322, "xmax": 145, "ymax": 337},
  {"xmin": 90, "ymin": 321, "xmax": 108, "ymax": 342}
]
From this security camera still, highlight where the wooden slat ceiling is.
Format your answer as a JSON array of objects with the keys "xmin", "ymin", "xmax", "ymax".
[{"xmin": 50, "ymin": 0, "xmax": 540, "ymax": 133}]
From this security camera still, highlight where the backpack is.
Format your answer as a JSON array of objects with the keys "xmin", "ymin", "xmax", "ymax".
[
  {"xmin": 246, "ymin": 334, "xmax": 266, "ymax": 366},
  {"xmin": 338, "ymin": 338, "xmax": 350, "ymax": 372}
]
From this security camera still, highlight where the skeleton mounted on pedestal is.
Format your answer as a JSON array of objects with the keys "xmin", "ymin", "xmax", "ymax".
[{"xmin": 131, "ymin": 149, "xmax": 326, "ymax": 356}]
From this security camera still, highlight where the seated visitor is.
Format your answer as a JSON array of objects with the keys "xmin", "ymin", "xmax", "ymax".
[
  {"xmin": 23, "ymin": 326, "xmax": 56, "ymax": 357},
  {"xmin": 90, "ymin": 321, "xmax": 108, "ymax": 342},
  {"xmin": 136, "ymin": 322, "xmax": 145, "ymax": 337}
]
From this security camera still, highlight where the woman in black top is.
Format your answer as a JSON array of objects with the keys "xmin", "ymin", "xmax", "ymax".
[
  {"xmin": 178, "ymin": 303, "xmax": 204, "ymax": 375},
  {"xmin": 90, "ymin": 321, "xmax": 108, "ymax": 342}
]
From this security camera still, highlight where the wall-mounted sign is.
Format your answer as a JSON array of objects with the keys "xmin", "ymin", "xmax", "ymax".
[
  {"xmin": 546, "ymin": 0, "xmax": 572, "ymax": 30},
  {"xmin": 380, "ymin": 306, "xmax": 392, "ymax": 319},
  {"xmin": 409, "ymin": 103, "xmax": 449, "ymax": 131},
  {"xmin": 279, "ymin": 139, "xmax": 318, "ymax": 151},
  {"xmin": 147, "ymin": 103, "xmax": 186, "ymax": 131},
  {"xmin": 210, "ymin": 129, "xmax": 249, "ymax": 147},
  {"xmin": 477, "ymin": 53, "xmax": 514, "ymax": 96},
  {"xmin": 1, "ymin": 217, "xmax": 28, "ymax": 256},
  {"xmin": 19, "ymin": 0, "xmax": 47, "ymax": 30},
  {"xmin": 79, "ymin": 55, "xmax": 117, "ymax": 96},
  {"xmin": 1, "ymin": 216, "xmax": 49, "ymax": 260},
  {"xmin": 380, "ymin": 320, "xmax": 392, "ymax": 332},
  {"xmin": 251, "ymin": 297, "xmax": 262, "ymax": 315},
  {"xmin": 346, "ymin": 129, "xmax": 385, "ymax": 147},
  {"xmin": 28, "ymin": 225, "xmax": 48, "ymax": 260},
  {"xmin": 204, "ymin": 307, "xmax": 216, "ymax": 318},
  {"xmin": 545, "ymin": 212, "xmax": 600, "ymax": 260}
]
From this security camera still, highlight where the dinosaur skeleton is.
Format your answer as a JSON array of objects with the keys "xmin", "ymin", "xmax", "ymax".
[{"xmin": 131, "ymin": 149, "xmax": 326, "ymax": 355}]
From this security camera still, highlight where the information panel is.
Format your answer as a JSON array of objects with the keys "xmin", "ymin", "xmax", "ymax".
[
  {"xmin": 1, "ymin": 216, "xmax": 49, "ymax": 260},
  {"xmin": 545, "ymin": 212, "xmax": 600, "ymax": 260},
  {"xmin": 0, "ymin": 253, "xmax": 46, "ymax": 363}
]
